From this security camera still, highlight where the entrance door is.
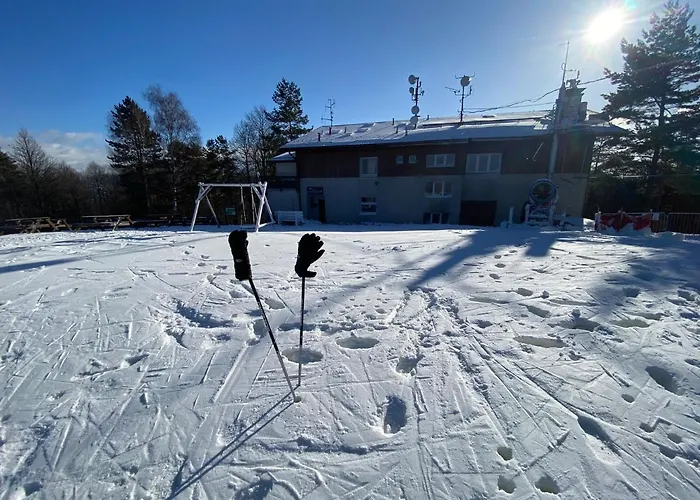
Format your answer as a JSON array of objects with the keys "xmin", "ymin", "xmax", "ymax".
[
  {"xmin": 307, "ymin": 186, "xmax": 324, "ymax": 222},
  {"xmin": 460, "ymin": 201, "xmax": 497, "ymax": 226},
  {"xmin": 318, "ymin": 198, "xmax": 327, "ymax": 223}
]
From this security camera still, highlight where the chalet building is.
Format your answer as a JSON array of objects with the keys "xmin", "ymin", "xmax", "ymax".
[{"xmin": 270, "ymin": 105, "xmax": 623, "ymax": 226}]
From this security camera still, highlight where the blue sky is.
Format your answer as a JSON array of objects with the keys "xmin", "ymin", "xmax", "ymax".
[{"xmin": 1, "ymin": 0, "xmax": 695, "ymax": 168}]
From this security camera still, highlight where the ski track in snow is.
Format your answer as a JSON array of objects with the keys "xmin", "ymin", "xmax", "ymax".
[{"xmin": 0, "ymin": 227, "xmax": 699, "ymax": 499}]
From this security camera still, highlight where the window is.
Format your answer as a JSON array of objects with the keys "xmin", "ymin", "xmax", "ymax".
[
  {"xmin": 426, "ymin": 154, "xmax": 455, "ymax": 168},
  {"xmin": 466, "ymin": 153, "xmax": 501, "ymax": 174},
  {"xmin": 409, "ymin": 155, "xmax": 417, "ymax": 164},
  {"xmin": 396, "ymin": 155, "xmax": 404, "ymax": 164},
  {"xmin": 360, "ymin": 197, "xmax": 377, "ymax": 214},
  {"xmin": 425, "ymin": 181, "xmax": 452, "ymax": 197},
  {"xmin": 360, "ymin": 157, "xmax": 378, "ymax": 177},
  {"xmin": 423, "ymin": 213, "xmax": 450, "ymax": 224}
]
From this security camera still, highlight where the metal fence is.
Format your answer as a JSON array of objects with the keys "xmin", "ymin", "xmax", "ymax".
[{"xmin": 613, "ymin": 212, "xmax": 700, "ymax": 235}]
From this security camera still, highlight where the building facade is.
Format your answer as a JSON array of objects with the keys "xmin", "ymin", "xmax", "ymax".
[{"xmin": 274, "ymin": 111, "xmax": 622, "ymax": 226}]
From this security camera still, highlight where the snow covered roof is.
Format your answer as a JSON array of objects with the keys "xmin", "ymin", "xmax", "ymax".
[
  {"xmin": 271, "ymin": 151, "xmax": 296, "ymax": 163},
  {"xmin": 282, "ymin": 110, "xmax": 624, "ymax": 150}
]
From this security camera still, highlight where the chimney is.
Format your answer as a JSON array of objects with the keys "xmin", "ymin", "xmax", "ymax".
[
  {"xmin": 392, "ymin": 118, "xmax": 395, "ymax": 125},
  {"xmin": 344, "ymin": 127, "xmax": 347, "ymax": 133},
  {"xmin": 317, "ymin": 132, "xmax": 321, "ymax": 142}
]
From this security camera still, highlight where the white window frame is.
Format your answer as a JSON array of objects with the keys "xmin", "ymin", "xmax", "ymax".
[
  {"xmin": 408, "ymin": 155, "xmax": 417, "ymax": 164},
  {"xmin": 360, "ymin": 157, "xmax": 378, "ymax": 177},
  {"xmin": 466, "ymin": 153, "xmax": 502, "ymax": 174},
  {"xmin": 423, "ymin": 212, "xmax": 450, "ymax": 224},
  {"xmin": 426, "ymin": 154, "xmax": 455, "ymax": 168},
  {"xmin": 396, "ymin": 155, "xmax": 404, "ymax": 164},
  {"xmin": 425, "ymin": 181, "xmax": 452, "ymax": 198},
  {"xmin": 360, "ymin": 196, "xmax": 377, "ymax": 215}
]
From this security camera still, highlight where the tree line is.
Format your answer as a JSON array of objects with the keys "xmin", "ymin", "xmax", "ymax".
[
  {"xmin": 0, "ymin": 78, "xmax": 310, "ymax": 221},
  {"xmin": 585, "ymin": 1, "xmax": 700, "ymax": 214}
]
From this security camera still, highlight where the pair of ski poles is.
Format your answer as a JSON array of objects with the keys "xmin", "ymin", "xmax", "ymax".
[{"xmin": 228, "ymin": 231, "xmax": 324, "ymax": 403}]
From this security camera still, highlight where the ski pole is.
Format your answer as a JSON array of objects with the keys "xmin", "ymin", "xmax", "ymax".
[
  {"xmin": 228, "ymin": 230, "xmax": 300, "ymax": 403},
  {"xmin": 294, "ymin": 234, "xmax": 324, "ymax": 388},
  {"xmin": 297, "ymin": 275, "xmax": 305, "ymax": 388}
]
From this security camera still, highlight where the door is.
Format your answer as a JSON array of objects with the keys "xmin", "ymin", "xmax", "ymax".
[
  {"xmin": 306, "ymin": 186, "xmax": 324, "ymax": 222},
  {"xmin": 460, "ymin": 201, "xmax": 497, "ymax": 226},
  {"xmin": 318, "ymin": 198, "xmax": 327, "ymax": 223}
]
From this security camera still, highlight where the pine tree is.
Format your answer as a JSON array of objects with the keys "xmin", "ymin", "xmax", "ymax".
[
  {"xmin": 266, "ymin": 79, "xmax": 311, "ymax": 146},
  {"xmin": 106, "ymin": 97, "xmax": 163, "ymax": 214},
  {"xmin": 602, "ymin": 1, "xmax": 700, "ymax": 209}
]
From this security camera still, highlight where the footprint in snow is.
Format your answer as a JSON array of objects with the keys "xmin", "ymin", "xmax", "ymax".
[
  {"xmin": 396, "ymin": 354, "xmax": 423, "ymax": 374},
  {"xmin": 283, "ymin": 347, "xmax": 323, "ymax": 364},
  {"xmin": 489, "ymin": 273, "xmax": 500, "ymax": 280},
  {"xmin": 498, "ymin": 476, "xmax": 516, "ymax": 494},
  {"xmin": 382, "ymin": 395, "xmax": 407, "ymax": 434},
  {"xmin": 646, "ymin": 366, "xmax": 683, "ymax": 394},
  {"xmin": 497, "ymin": 446, "xmax": 513, "ymax": 461},
  {"xmin": 337, "ymin": 335, "xmax": 379, "ymax": 349},
  {"xmin": 535, "ymin": 476, "xmax": 560, "ymax": 494},
  {"xmin": 495, "ymin": 262, "xmax": 506, "ymax": 268}
]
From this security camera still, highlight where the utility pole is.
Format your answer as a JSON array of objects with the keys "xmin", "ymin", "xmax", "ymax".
[{"xmin": 547, "ymin": 41, "xmax": 570, "ymax": 179}]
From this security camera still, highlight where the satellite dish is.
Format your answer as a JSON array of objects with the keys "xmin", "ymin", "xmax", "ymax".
[
  {"xmin": 409, "ymin": 116, "xmax": 419, "ymax": 126},
  {"xmin": 411, "ymin": 105, "xmax": 420, "ymax": 115},
  {"xmin": 408, "ymin": 75, "xmax": 417, "ymax": 85},
  {"xmin": 409, "ymin": 87, "xmax": 414, "ymax": 94},
  {"xmin": 460, "ymin": 76, "xmax": 472, "ymax": 87}
]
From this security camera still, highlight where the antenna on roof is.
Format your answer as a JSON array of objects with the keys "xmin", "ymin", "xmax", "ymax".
[
  {"xmin": 408, "ymin": 75, "xmax": 424, "ymax": 130},
  {"xmin": 321, "ymin": 97, "xmax": 335, "ymax": 135},
  {"xmin": 446, "ymin": 74, "xmax": 474, "ymax": 123}
]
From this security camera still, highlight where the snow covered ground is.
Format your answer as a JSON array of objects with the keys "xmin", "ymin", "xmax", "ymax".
[{"xmin": 1, "ymin": 226, "xmax": 699, "ymax": 499}]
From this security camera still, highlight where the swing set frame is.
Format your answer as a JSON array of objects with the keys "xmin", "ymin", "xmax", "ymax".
[{"xmin": 189, "ymin": 182, "xmax": 275, "ymax": 232}]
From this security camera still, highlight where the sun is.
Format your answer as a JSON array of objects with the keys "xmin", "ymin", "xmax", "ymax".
[{"xmin": 586, "ymin": 7, "xmax": 626, "ymax": 43}]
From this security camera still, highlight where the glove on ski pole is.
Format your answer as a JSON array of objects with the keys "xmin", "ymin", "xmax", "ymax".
[
  {"xmin": 228, "ymin": 230, "xmax": 300, "ymax": 402},
  {"xmin": 295, "ymin": 233, "xmax": 325, "ymax": 278},
  {"xmin": 295, "ymin": 233, "xmax": 325, "ymax": 388},
  {"xmin": 228, "ymin": 230, "xmax": 252, "ymax": 281}
]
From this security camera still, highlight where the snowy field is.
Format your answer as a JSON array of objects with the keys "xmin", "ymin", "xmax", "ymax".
[{"xmin": 1, "ymin": 226, "xmax": 699, "ymax": 500}]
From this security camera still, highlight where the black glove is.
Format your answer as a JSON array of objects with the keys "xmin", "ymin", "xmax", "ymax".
[
  {"xmin": 228, "ymin": 230, "xmax": 252, "ymax": 281},
  {"xmin": 295, "ymin": 233, "xmax": 325, "ymax": 278}
]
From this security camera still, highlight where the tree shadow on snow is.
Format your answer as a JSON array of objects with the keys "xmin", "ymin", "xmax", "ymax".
[
  {"xmin": 166, "ymin": 392, "xmax": 294, "ymax": 499},
  {"xmin": 583, "ymin": 236, "xmax": 700, "ymax": 322},
  {"xmin": 408, "ymin": 229, "xmax": 577, "ymax": 289}
]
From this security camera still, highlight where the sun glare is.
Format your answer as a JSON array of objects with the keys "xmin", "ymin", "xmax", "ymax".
[{"xmin": 586, "ymin": 7, "xmax": 626, "ymax": 43}]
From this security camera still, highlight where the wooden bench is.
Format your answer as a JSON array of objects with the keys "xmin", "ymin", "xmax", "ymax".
[
  {"xmin": 75, "ymin": 214, "xmax": 133, "ymax": 231},
  {"xmin": 276, "ymin": 211, "xmax": 304, "ymax": 226},
  {"xmin": 1, "ymin": 217, "xmax": 72, "ymax": 234}
]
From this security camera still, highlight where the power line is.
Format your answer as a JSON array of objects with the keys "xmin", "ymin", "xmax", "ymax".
[
  {"xmin": 463, "ymin": 58, "xmax": 690, "ymax": 115},
  {"xmin": 464, "ymin": 88, "xmax": 560, "ymax": 114}
]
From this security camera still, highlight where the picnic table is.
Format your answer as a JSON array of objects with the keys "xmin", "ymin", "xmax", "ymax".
[
  {"xmin": 75, "ymin": 214, "xmax": 133, "ymax": 231},
  {"xmin": 0, "ymin": 217, "xmax": 72, "ymax": 234},
  {"xmin": 132, "ymin": 213, "xmax": 193, "ymax": 228}
]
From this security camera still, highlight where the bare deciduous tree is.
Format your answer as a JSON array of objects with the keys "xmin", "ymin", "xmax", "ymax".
[
  {"xmin": 10, "ymin": 129, "xmax": 54, "ymax": 214},
  {"xmin": 232, "ymin": 106, "xmax": 275, "ymax": 182},
  {"xmin": 145, "ymin": 85, "xmax": 201, "ymax": 212}
]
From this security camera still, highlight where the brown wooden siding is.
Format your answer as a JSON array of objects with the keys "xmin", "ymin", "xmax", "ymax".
[{"xmin": 295, "ymin": 134, "xmax": 596, "ymax": 178}]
